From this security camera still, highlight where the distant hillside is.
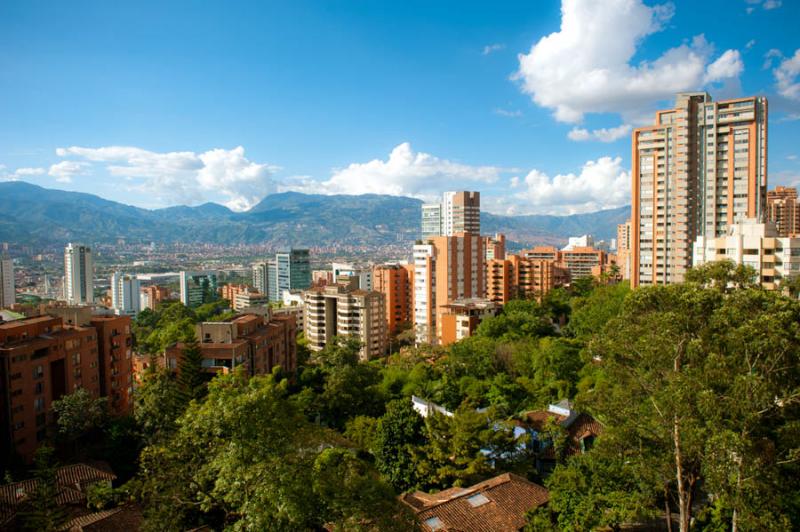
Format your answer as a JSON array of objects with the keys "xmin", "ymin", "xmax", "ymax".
[{"xmin": 0, "ymin": 182, "xmax": 628, "ymax": 248}]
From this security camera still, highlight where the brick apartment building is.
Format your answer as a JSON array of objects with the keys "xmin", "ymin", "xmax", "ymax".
[
  {"xmin": 0, "ymin": 313, "xmax": 133, "ymax": 463},
  {"xmin": 90, "ymin": 315, "xmax": 134, "ymax": 415},
  {"xmin": 164, "ymin": 312, "xmax": 297, "ymax": 377},
  {"xmin": 767, "ymin": 186, "xmax": 800, "ymax": 237},
  {"xmin": 486, "ymin": 255, "xmax": 570, "ymax": 304},
  {"xmin": 372, "ymin": 264, "xmax": 414, "ymax": 336}
]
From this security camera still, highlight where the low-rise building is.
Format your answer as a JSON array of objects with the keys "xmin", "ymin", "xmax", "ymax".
[
  {"xmin": 164, "ymin": 312, "xmax": 297, "ymax": 377},
  {"xmin": 518, "ymin": 400, "xmax": 602, "ymax": 474},
  {"xmin": 401, "ymin": 473, "xmax": 549, "ymax": 532},
  {"xmin": 439, "ymin": 298, "xmax": 499, "ymax": 345},
  {"xmin": 693, "ymin": 217, "xmax": 800, "ymax": 290},
  {"xmin": 232, "ymin": 290, "xmax": 269, "ymax": 311}
]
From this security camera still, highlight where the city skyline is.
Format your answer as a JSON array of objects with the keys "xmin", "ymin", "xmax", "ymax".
[{"xmin": 1, "ymin": 0, "xmax": 799, "ymax": 216}]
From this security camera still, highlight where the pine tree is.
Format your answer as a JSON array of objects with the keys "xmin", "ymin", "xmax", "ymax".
[
  {"xmin": 19, "ymin": 446, "xmax": 68, "ymax": 531},
  {"xmin": 176, "ymin": 332, "xmax": 207, "ymax": 405}
]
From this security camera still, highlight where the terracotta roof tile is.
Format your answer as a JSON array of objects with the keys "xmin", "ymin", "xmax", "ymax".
[{"xmin": 403, "ymin": 473, "xmax": 548, "ymax": 532}]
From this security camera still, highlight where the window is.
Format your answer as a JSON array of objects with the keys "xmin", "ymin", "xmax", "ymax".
[
  {"xmin": 424, "ymin": 517, "xmax": 445, "ymax": 531},
  {"xmin": 467, "ymin": 493, "xmax": 490, "ymax": 507},
  {"xmin": 33, "ymin": 365, "xmax": 44, "ymax": 379},
  {"xmin": 34, "ymin": 397, "xmax": 45, "ymax": 412}
]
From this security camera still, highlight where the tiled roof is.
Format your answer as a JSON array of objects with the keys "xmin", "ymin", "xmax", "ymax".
[
  {"xmin": 68, "ymin": 504, "xmax": 144, "ymax": 531},
  {"xmin": 402, "ymin": 473, "xmax": 549, "ymax": 532},
  {"xmin": 0, "ymin": 463, "xmax": 116, "ymax": 526},
  {"xmin": 520, "ymin": 410, "xmax": 603, "ymax": 458}
]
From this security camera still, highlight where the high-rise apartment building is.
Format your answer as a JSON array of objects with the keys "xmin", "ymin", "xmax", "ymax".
[
  {"xmin": 332, "ymin": 263, "xmax": 373, "ymax": 291},
  {"xmin": 767, "ymin": 186, "xmax": 800, "ymax": 237},
  {"xmin": 486, "ymin": 255, "xmax": 569, "ymax": 304},
  {"xmin": 179, "ymin": 271, "xmax": 218, "ymax": 308},
  {"xmin": 0, "ymin": 255, "xmax": 14, "ymax": 308},
  {"xmin": 304, "ymin": 280, "xmax": 387, "ymax": 361},
  {"xmin": 0, "ymin": 316, "xmax": 99, "ymax": 461},
  {"xmin": 414, "ymin": 234, "xmax": 484, "ymax": 345},
  {"xmin": 270, "ymin": 250, "xmax": 311, "ymax": 302},
  {"xmin": 483, "ymin": 233, "xmax": 506, "ymax": 262},
  {"xmin": 140, "ymin": 285, "xmax": 170, "ymax": 311},
  {"xmin": 373, "ymin": 263, "xmax": 414, "ymax": 335},
  {"xmin": 252, "ymin": 261, "xmax": 270, "ymax": 295},
  {"xmin": 110, "ymin": 272, "xmax": 140, "ymax": 316},
  {"xmin": 420, "ymin": 191, "xmax": 481, "ymax": 237},
  {"xmin": 421, "ymin": 203, "xmax": 443, "ymax": 238},
  {"xmin": 693, "ymin": 218, "xmax": 800, "ymax": 290},
  {"xmin": 616, "ymin": 221, "xmax": 632, "ymax": 280},
  {"xmin": 89, "ymin": 315, "xmax": 134, "ymax": 415},
  {"xmin": 64, "ymin": 243, "xmax": 94, "ymax": 305},
  {"xmin": 631, "ymin": 92, "xmax": 768, "ymax": 287},
  {"xmin": 0, "ymin": 313, "xmax": 134, "ymax": 461}
]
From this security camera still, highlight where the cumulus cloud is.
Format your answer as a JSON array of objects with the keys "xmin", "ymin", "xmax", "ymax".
[
  {"xmin": 55, "ymin": 145, "xmax": 279, "ymax": 210},
  {"xmin": 48, "ymin": 161, "xmax": 90, "ymax": 183},
  {"xmin": 774, "ymin": 49, "xmax": 800, "ymax": 101},
  {"xmin": 287, "ymin": 142, "xmax": 503, "ymax": 200},
  {"xmin": 567, "ymin": 124, "xmax": 632, "ymax": 142},
  {"xmin": 704, "ymin": 50, "xmax": 744, "ymax": 83},
  {"xmin": 1, "ymin": 165, "xmax": 45, "ymax": 181},
  {"xmin": 482, "ymin": 43, "xmax": 505, "ymax": 55},
  {"xmin": 514, "ymin": 0, "xmax": 744, "ymax": 124},
  {"xmin": 504, "ymin": 156, "xmax": 630, "ymax": 215}
]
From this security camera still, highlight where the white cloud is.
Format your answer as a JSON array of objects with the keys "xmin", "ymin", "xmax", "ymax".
[
  {"xmin": 567, "ymin": 124, "xmax": 632, "ymax": 142},
  {"xmin": 55, "ymin": 145, "xmax": 279, "ymax": 210},
  {"xmin": 763, "ymin": 48, "xmax": 783, "ymax": 69},
  {"xmin": 0, "ymin": 166, "xmax": 46, "ymax": 181},
  {"xmin": 494, "ymin": 108, "xmax": 522, "ymax": 118},
  {"xmin": 514, "ymin": 0, "xmax": 743, "ymax": 124},
  {"xmin": 504, "ymin": 156, "xmax": 630, "ymax": 215},
  {"xmin": 482, "ymin": 43, "xmax": 505, "ymax": 55},
  {"xmin": 746, "ymin": 39, "xmax": 756, "ymax": 50},
  {"xmin": 48, "ymin": 161, "xmax": 90, "ymax": 183},
  {"xmin": 287, "ymin": 142, "xmax": 503, "ymax": 200},
  {"xmin": 774, "ymin": 49, "xmax": 800, "ymax": 101},
  {"xmin": 788, "ymin": 155, "xmax": 798, "ymax": 161},
  {"xmin": 704, "ymin": 49, "xmax": 744, "ymax": 83}
]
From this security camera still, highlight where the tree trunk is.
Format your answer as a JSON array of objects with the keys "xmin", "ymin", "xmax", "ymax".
[
  {"xmin": 664, "ymin": 484, "xmax": 673, "ymax": 532},
  {"xmin": 674, "ymin": 415, "xmax": 691, "ymax": 532}
]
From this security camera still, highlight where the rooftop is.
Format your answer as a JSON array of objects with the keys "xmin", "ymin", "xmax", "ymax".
[{"xmin": 401, "ymin": 473, "xmax": 548, "ymax": 532}]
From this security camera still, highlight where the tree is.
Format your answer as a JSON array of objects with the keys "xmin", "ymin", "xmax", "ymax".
[
  {"xmin": 526, "ymin": 452, "xmax": 657, "ymax": 532},
  {"xmin": 51, "ymin": 388, "xmax": 108, "ymax": 455},
  {"xmin": 18, "ymin": 446, "xmax": 68, "ymax": 531},
  {"xmin": 135, "ymin": 370, "xmax": 409, "ymax": 531},
  {"xmin": 583, "ymin": 284, "xmax": 800, "ymax": 531},
  {"xmin": 374, "ymin": 399, "xmax": 426, "ymax": 492},
  {"xmin": 134, "ymin": 366, "xmax": 183, "ymax": 443},
  {"xmin": 176, "ymin": 332, "xmax": 207, "ymax": 405}
]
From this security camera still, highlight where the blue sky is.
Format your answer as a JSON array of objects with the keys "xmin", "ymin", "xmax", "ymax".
[{"xmin": 1, "ymin": 0, "xmax": 799, "ymax": 214}]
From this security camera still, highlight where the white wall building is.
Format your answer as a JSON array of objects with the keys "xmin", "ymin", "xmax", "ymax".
[
  {"xmin": 693, "ymin": 218, "xmax": 800, "ymax": 290},
  {"xmin": 0, "ymin": 255, "xmax": 14, "ymax": 308},
  {"xmin": 64, "ymin": 243, "xmax": 94, "ymax": 304},
  {"xmin": 111, "ymin": 272, "xmax": 141, "ymax": 316}
]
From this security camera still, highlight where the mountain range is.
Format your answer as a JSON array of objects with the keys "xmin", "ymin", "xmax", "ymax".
[{"xmin": 0, "ymin": 182, "xmax": 629, "ymax": 248}]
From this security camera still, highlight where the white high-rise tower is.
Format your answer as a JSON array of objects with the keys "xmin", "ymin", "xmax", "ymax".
[{"xmin": 64, "ymin": 243, "xmax": 94, "ymax": 304}]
